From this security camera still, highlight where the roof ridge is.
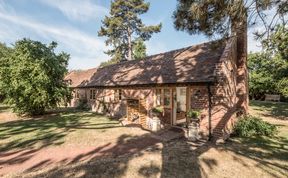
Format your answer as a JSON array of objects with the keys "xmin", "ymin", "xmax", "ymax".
[{"xmin": 98, "ymin": 39, "xmax": 223, "ymax": 70}]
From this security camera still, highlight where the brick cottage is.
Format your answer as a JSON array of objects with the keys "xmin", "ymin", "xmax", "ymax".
[{"xmin": 65, "ymin": 36, "xmax": 248, "ymax": 139}]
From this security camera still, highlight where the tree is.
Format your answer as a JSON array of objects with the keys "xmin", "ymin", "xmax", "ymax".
[
  {"xmin": 133, "ymin": 39, "xmax": 147, "ymax": 60},
  {"xmin": 0, "ymin": 43, "xmax": 12, "ymax": 101},
  {"xmin": 267, "ymin": 25, "xmax": 288, "ymax": 98},
  {"xmin": 173, "ymin": 0, "xmax": 287, "ymax": 41},
  {"xmin": 262, "ymin": 25, "xmax": 288, "ymax": 61},
  {"xmin": 3, "ymin": 39, "xmax": 71, "ymax": 115},
  {"xmin": 173, "ymin": 0, "xmax": 287, "ymax": 112},
  {"xmin": 248, "ymin": 52, "xmax": 275, "ymax": 99},
  {"xmin": 248, "ymin": 25, "xmax": 288, "ymax": 99},
  {"xmin": 98, "ymin": 0, "xmax": 161, "ymax": 63}
]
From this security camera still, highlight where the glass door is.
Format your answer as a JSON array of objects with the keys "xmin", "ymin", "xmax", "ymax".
[{"xmin": 173, "ymin": 87, "xmax": 187, "ymax": 125}]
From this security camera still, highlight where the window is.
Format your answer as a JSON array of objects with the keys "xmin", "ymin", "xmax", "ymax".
[
  {"xmin": 156, "ymin": 89, "xmax": 162, "ymax": 105},
  {"xmin": 90, "ymin": 89, "xmax": 96, "ymax": 100},
  {"xmin": 154, "ymin": 88, "xmax": 171, "ymax": 107},
  {"xmin": 114, "ymin": 89, "xmax": 122, "ymax": 101},
  {"xmin": 163, "ymin": 89, "xmax": 171, "ymax": 107}
]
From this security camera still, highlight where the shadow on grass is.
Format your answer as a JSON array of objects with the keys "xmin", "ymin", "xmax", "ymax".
[
  {"xmin": 250, "ymin": 100, "xmax": 288, "ymax": 120},
  {"xmin": 16, "ymin": 132, "xmax": 288, "ymax": 178},
  {"xmin": 1, "ymin": 105, "xmax": 287, "ymax": 177},
  {"xmin": 223, "ymin": 135, "xmax": 288, "ymax": 177},
  {"xmin": 0, "ymin": 107, "xmax": 122, "ymax": 170},
  {"xmin": 0, "ymin": 105, "xmax": 10, "ymax": 113}
]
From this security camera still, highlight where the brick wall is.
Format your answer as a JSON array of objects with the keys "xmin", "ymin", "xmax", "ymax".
[
  {"xmin": 70, "ymin": 88, "xmax": 153, "ymax": 127},
  {"xmin": 212, "ymin": 38, "xmax": 238, "ymax": 138},
  {"xmin": 188, "ymin": 38, "xmax": 239, "ymax": 138}
]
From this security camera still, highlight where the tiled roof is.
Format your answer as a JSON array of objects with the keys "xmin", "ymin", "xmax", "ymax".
[
  {"xmin": 65, "ymin": 40, "xmax": 226, "ymax": 88},
  {"xmin": 64, "ymin": 68, "xmax": 97, "ymax": 88}
]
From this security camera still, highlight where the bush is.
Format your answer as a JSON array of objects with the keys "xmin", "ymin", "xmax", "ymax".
[
  {"xmin": 234, "ymin": 115, "xmax": 277, "ymax": 137},
  {"xmin": 76, "ymin": 98, "xmax": 89, "ymax": 110},
  {"xmin": 151, "ymin": 106, "xmax": 163, "ymax": 117},
  {"xmin": 187, "ymin": 109, "xmax": 201, "ymax": 119}
]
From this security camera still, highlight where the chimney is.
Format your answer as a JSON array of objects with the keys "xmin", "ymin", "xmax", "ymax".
[{"xmin": 232, "ymin": 14, "xmax": 249, "ymax": 114}]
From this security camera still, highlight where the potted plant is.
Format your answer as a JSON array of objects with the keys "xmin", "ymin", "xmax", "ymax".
[
  {"xmin": 150, "ymin": 106, "xmax": 163, "ymax": 131},
  {"xmin": 186, "ymin": 109, "xmax": 200, "ymax": 124},
  {"xmin": 151, "ymin": 106, "xmax": 163, "ymax": 117},
  {"xmin": 186, "ymin": 109, "xmax": 201, "ymax": 141}
]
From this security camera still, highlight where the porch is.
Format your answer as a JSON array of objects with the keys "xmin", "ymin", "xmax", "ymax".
[{"xmin": 122, "ymin": 85, "xmax": 212, "ymax": 136}]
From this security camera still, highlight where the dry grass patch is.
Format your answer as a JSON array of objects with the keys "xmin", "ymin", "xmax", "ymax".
[{"xmin": 0, "ymin": 101, "xmax": 287, "ymax": 178}]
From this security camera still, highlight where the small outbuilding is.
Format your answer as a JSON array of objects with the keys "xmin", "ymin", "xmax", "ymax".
[{"xmin": 65, "ymin": 38, "xmax": 248, "ymax": 139}]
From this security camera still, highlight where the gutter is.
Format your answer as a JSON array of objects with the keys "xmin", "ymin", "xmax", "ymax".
[
  {"xmin": 70, "ymin": 81, "xmax": 216, "ymax": 89},
  {"xmin": 207, "ymin": 83, "xmax": 213, "ymax": 141}
]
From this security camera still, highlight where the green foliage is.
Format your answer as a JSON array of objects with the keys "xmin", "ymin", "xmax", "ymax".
[
  {"xmin": 263, "ymin": 25, "xmax": 288, "ymax": 60},
  {"xmin": 187, "ymin": 109, "xmax": 200, "ymax": 119},
  {"xmin": 173, "ymin": 0, "xmax": 287, "ymax": 39},
  {"xmin": 76, "ymin": 98, "xmax": 89, "ymax": 110},
  {"xmin": 0, "ymin": 43, "xmax": 12, "ymax": 100},
  {"xmin": 248, "ymin": 52, "xmax": 275, "ymax": 99},
  {"xmin": 248, "ymin": 25, "xmax": 288, "ymax": 99},
  {"xmin": 99, "ymin": 57, "xmax": 119, "ymax": 67},
  {"xmin": 133, "ymin": 39, "xmax": 147, "ymax": 60},
  {"xmin": 151, "ymin": 106, "xmax": 163, "ymax": 114},
  {"xmin": 98, "ymin": 0, "xmax": 161, "ymax": 63},
  {"xmin": 234, "ymin": 115, "xmax": 277, "ymax": 137},
  {"xmin": 98, "ymin": 40, "xmax": 146, "ymax": 66},
  {"xmin": 2, "ymin": 39, "xmax": 71, "ymax": 115}
]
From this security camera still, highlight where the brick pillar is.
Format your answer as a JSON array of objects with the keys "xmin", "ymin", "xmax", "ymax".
[{"xmin": 232, "ymin": 15, "xmax": 249, "ymax": 114}]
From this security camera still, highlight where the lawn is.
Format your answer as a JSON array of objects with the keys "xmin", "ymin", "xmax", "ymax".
[{"xmin": 0, "ymin": 101, "xmax": 287, "ymax": 178}]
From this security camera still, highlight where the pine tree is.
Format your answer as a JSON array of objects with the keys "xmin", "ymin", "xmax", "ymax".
[
  {"xmin": 98, "ymin": 0, "xmax": 161, "ymax": 63},
  {"xmin": 133, "ymin": 39, "xmax": 147, "ymax": 60},
  {"xmin": 173, "ymin": 0, "xmax": 287, "ymax": 113},
  {"xmin": 173, "ymin": 0, "xmax": 287, "ymax": 40}
]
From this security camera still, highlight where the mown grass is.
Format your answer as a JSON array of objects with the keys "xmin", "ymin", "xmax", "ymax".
[
  {"xmin": 0, "ymin": 105, "xmax": 121, "ymax": 152},
  {"xmin": 226, "ymin": 101, "xmax": 288, "ymax": 177},
  {"xmin": 250, "ymin": 100, "xmax": 288, "ymax": 119},
  {"xmin": 0, "ymin": 101, "xmax": 287, "ymax": 178}
]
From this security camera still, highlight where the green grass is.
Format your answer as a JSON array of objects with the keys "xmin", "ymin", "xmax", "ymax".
[
  {"xmin": 0, "ymin": 104, "xmax": 11, "ymax": 113},
  {"xmin": 0, "ymin": 101, "xmax": 287, "ymax": 178},
  {"xmin": 0, "ymin": 106, "xmax": 121, "ymax": 152},
  {"xmin": 228, "ymin": 100, "xmax": 288, "ymax": 177},
  {"xmin": 250, "ymin": 100, "xmax": 288, "ymax": 119}
]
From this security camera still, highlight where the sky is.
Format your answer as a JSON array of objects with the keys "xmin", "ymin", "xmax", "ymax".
[{"xmin": 0, "ymin": 0, "xmax": 262, "ymax": 70}]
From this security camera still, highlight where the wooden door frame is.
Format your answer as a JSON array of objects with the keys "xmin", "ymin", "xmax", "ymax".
[{"xmin": 172, "ymin": 87, "xmax": 188, "ymax": 125}]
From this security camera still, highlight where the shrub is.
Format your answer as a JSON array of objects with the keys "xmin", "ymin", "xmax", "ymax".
[
  {"xmin": 233, "ymin": 115, "xmax": 277, "ymax": 137},
  {"xmin": 151, "ymin": 106, "xmax": 163, "ymax": 116},
  {"xmin": 76, "ymin": 98, "xmax": 89, "ymax": 110},
  {"xmin": 187, "ymin": 109, "xmax": 201, "ymax": 119}
]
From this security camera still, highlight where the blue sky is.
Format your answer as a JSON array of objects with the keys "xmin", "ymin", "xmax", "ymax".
[{"xmin": 0, "ymin": 0, "xmax": 261, "ymax": 70}]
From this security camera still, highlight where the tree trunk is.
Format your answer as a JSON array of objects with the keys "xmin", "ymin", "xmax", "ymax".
[
  {"xmin": 232, "ymin": 14, "xmax": 249, "ymax": 114},
  {"xmin": 127, "ymin": 27, "xmax": 132, "ymax": 61}
]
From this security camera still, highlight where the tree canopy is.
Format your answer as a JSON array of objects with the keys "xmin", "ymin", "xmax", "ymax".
[
  {"xmin": 249, "ymin": 25, "xmax": 288, "ymax": 99},
  {"xmin": 1, "ymin": 39, "xmax": 71, "ymax": 115},
  {"xmin": 173, "ymin": 0, "xmax": 287, "ymax": 40},
  {"xmin": 133, "ymin": 39, "xmax": 147, "ymax": 60},
  {"xmin": 98, "ymin": 0, "xmax": 161, "ymax": 64},
  {"xmin": 0, "ymin": 43, "xmax": 12, "ymax": 101}
]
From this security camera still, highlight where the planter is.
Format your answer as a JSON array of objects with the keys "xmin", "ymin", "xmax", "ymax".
[
  {"xmin": 151, "ymin": 117, "xmax": 161, "ymax": 132},
  {"xmin": 187, "ymin": 118, "xmax": 200, "ymax": 141}
]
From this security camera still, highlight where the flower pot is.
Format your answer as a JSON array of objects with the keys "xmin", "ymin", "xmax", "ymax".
[
  {"xmin": 151, "ymin": 117, "xmax": 161, "ymax": 132},
  {"xmin": 188, "ymin": 120, "xmax": 200, "ymax": 141}
]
